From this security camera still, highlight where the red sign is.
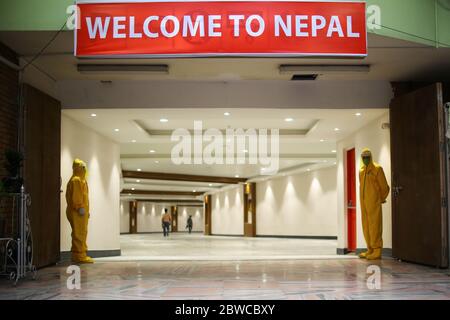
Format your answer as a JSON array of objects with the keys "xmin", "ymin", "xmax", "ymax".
[{"xmin": 75, "ymin": 1, "xmax": 367, "ymax": 58}]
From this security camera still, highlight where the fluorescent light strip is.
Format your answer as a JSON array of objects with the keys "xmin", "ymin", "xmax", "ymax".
[
  {"xmin": 77, "ymin": 64, "xmax": 169, "ymax": 73},
  {"xmin": 279, "ymin": 64, "xmax": 370, "ymax": 74}
]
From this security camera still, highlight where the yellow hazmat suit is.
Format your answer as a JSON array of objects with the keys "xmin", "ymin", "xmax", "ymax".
[
  {"xmin": 66, "ymin": 159, "xmax": 94, "ymax": 263},
  {"xmin": 359, "ymin": 149, "xmax": 390, "ymax": 260}
]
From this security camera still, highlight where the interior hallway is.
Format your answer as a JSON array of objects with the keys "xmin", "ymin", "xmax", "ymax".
[
  {"xmin": 1, "ymin": 259, "xmax": 449, "ymax": 300},
  {"xmin": 100, "ymin": 234, "xmax": 350, "ymax": 261}
]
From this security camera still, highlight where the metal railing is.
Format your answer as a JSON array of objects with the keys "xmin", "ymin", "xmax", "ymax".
[{"xmin": 0, "ymin": 186, "xmax": 36, "ymax": 285}]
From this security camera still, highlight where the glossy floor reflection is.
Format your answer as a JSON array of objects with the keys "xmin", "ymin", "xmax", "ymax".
[
  {"xmin": 1, "ymin": 258, "xmax": 449, "ymax": 300},
  {"xmin": 100, "ymin": 233, "xmax": 350, "ymax": 261}
]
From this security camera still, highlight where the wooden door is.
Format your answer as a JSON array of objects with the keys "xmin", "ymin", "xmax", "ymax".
[
  {"xmin": 243, "ymin": 183, "xmax": 256, "ymax": 237},
  {"xmin": 390, "ymin": 83, "xmax": 448, "ymax": 268},
  {"xmin": 346, "ymin": 148, "xmax": 357, "ymax": 252},
  {"xmin": 204, "ymin": 195, "xmax": 211, "ymax": 235},
  {"xmin": 171, "ymin": 206, "xmax": 178, "ymax": 232},
  {"xmin": 23, "ymin": 84, "xmax": 61, "ymax": 268},
  {"xmin": 129, "ymin": 201, "xmax": 137, "ymax": 233}
]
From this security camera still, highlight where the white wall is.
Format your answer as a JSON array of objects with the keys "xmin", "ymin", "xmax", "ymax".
[
  {"xmin": 120, "ymin": 200, "xmax": 130, "ymax": 234},
  {"xmin": 337, "ymin": 112, "xmax": 392, "ymax": 250},
  {"xmin": 61, "ymin": 115, "xmax": 121, "ymax": 252},
  {"xmin": 60, "ymin": 80, "xmax": 392, "ymax": 110},
  {"xmin": 136, "ymin": 202, "xmax": 169, "ymax": 233},
  {"xmin": 211, "ymin": 185, "xmax": 244, "ymax": 235},
  {"xmin": 178, "ymin": 206, "xmax": 204, "ymax": 232},
  {"xmin": 120, "ymin": 202, "xmax": 205, "ymax": 233},
  {"xmin": 257, "ymin": 166, "xmax": 338, "ymax": 237}
]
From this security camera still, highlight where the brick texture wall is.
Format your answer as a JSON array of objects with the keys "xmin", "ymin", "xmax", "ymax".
[{"xmin": 0, "ymin": 43, "xmax": 19, "ymax": 238}]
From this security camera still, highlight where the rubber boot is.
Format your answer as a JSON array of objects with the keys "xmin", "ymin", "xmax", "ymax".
[
  {"xmin": 73, "ymin": 256, "xmax": 94, "ymax": 264},
  {"xmin": 359, "ymin": 249, "xmax": 373, "ymax": 259},
  {"xmin": 367, "ymin": 248, "xmax": 382, "ymax": 260}
]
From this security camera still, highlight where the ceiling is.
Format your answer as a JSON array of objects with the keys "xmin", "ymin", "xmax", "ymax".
[
  {"xmin": 0, "ymin": 29, "xmax": 417, "ymax": 203},
  {"xmin": 0, "ymin": 31, "xmax": 449, "ymax": 83},
  {"xmin": 63, "ymin": 107, "xmax": 388, "ymax": 201}
]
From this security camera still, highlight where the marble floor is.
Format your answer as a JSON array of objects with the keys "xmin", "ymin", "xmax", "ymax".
[
  {"xmin": 1, "ymin": 258, "xmax": 449, "ymax": 300},
  {"xmin": 100, "ymin": 233, "xmax": 354, "ymax": 261}
]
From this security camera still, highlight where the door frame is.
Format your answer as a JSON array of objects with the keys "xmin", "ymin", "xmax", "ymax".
[
  {"xmin": 345, "ymin": 148, "xmax": 357, "ymax": 252},
  {"xmin": 390, "ymin": 82, "xmax": 449, "ymax": 268},
  {"xmin": 444, "ymin": 93, "xmax": 450, "ymax": 266}
]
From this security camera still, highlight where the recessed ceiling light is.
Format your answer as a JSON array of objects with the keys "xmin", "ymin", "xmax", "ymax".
[
  {"xmin": 131, "ymin": 140, "xmax": 137, "ymax": 143},
  {"xmin": 285, "ymin": 118, "xmax": 294, "ymax": 122},
  {"xmin": 91, "ymin": 113, "xmax": 97, "ymax": 117},
  {"xmin": 355, "ymin": 112, "xmax": 362, "ymax": 117},
  {"xmin": 136, "ymin": 180, "xmax": 141, "ymax": 183},
  {"xmin": 320, "ymin": 139, "xmax": 325, "ymax": 142},
  {"xmin": 235, "ymin": 174, "xmax": 240, "ymax": 178},
  {"xmin": 193, "ymin": 190, "xmax": 196, "ymax": 192},
  {"xmin": 137, "ymin": 168, "xmax": 142, "ymax": 172},
  {"xmin": 131, "ymin": 188, "xmax": 135, "ymax": 191},
  {"xmin": 149, "ymin": 150, "xmax": 155, "ymax": 153},
  {"xmin": 154, "ymin": 160, "xmax": 159, "ymax": 164},
  {"xmin": 307, "ymin": 169, "xmax": 311, "ymax": 171},
  {"xmin": 209, "ymin": 183, "xmax": 213, "ymax": 186},
  {"xmin": 332, "ymin": 150, "xmax": 337, "ymax": 153},
  {"xmin": 334, "ymin": 128, "xmax": 340, "ymax": 132},
  {"xmin": 224, "ymin": 112, "xmax": 231, "ymax": 116},
  {"xmin": 114, "ymin": 128, "xmax": 120, "ymax": 132},
  {"xmin": 160, "ymin": 118, "xmax": 169, "ymax": 123}
]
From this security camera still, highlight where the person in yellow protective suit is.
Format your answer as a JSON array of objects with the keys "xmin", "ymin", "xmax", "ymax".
[
  {"xmin": 66, "ymin": 159, "xmax": 94, "ymax": 264},
  {"xmin": 359, "ymin": 148, "xmax": 390, "ymax": 260}
]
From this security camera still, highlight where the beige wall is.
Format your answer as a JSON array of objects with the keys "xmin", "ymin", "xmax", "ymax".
[
  {"xmin": 337, "ymin": 112, "xmax": 392, "ymax": 250},
  {"xmin": 256, "ymin": 166, "xmax": 338, "ymax": 237},
  {"xmin": 120, "ymin": 200, "xmax": 130, "ymax": 234},
  {"xmin": 178, "ymin": 206, "xmax": 204, "ymax": 232},
  {"xmin": 136, "ymin": 202, "xmax": 169, "ymax": 233},
  {"xmin": 60, "ymin": 115, "xmax": 121, "ymax": 252},
  {"xmin": 119, "ymin": 202, "xmax": 205, "ymax": 233},
  {"xmin": 211, "ymin": 185, "xmax": 244, "ymax": 235}
]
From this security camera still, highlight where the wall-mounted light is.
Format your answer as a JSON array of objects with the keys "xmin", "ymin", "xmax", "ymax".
[
  {"xmin": 78, "ymin": 64, "xmax": 169, "ymax": 74},
  {"xmin": 279, "ymin": 64, "xmax": 370, "ymax": 74}
]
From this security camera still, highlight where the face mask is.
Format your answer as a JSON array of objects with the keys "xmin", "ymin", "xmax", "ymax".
[{"xmin": 362, "ymin": 157, "xmax": 371, "ymax": 166}]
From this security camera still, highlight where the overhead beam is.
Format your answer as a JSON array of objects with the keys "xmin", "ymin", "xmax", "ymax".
[
  {"xmin": 138, "ymin": 128, "xmax": 310, "ymax": 136},
  {"xmin": 121, "ymin": 154, "xmax": 336, "ymax": 160},
  {"xmin": 122, "ymin": 170, "xmax": 247, "ymax": 184},
  {"xmin": 122, "ymin": 189, "xmax": 204, "ymax": 196},
  {"xmin": 132, "ymin": 199, "xmax": 204, "ymax": 204}
]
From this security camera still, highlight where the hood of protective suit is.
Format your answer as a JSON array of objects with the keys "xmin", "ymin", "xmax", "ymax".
[
  {"xmin": 361, "ymin": 148, "xmax": 374, "ymax": 168},
  {"xmin": 72, "ymin": 159, "xmax": 87, "ymax": 180}
]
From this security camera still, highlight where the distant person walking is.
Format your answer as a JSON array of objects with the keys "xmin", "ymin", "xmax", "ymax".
[
  {"xmin": 186, "ymin": 215, "xmax": 193, "ymax": 234},
  {"xmin": 161, "ymin": 208, "xmax": 172, "ymax": 237}
]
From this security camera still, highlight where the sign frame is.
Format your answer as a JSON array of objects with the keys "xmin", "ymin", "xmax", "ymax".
[{"xmin": 74, "ymin": 0, "xmax": 368, "ymax": 59}]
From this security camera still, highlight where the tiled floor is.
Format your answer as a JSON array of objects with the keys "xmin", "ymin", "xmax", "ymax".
[
  {"xmin": 2, "ymin": 234, "xmax": 449, "ymax": 300},
  {"xmin": 103, "ymin": 233, "xmax": 352, "ymax": 261},
  {"xmin": 1, "ymin": 258, "xmax": 449, "ymax": 300}
]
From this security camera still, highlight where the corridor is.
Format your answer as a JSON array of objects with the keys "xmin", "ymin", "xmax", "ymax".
[{"xmin": 98, "ymin": 234, "xmax": 350, "ymax": 261}]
